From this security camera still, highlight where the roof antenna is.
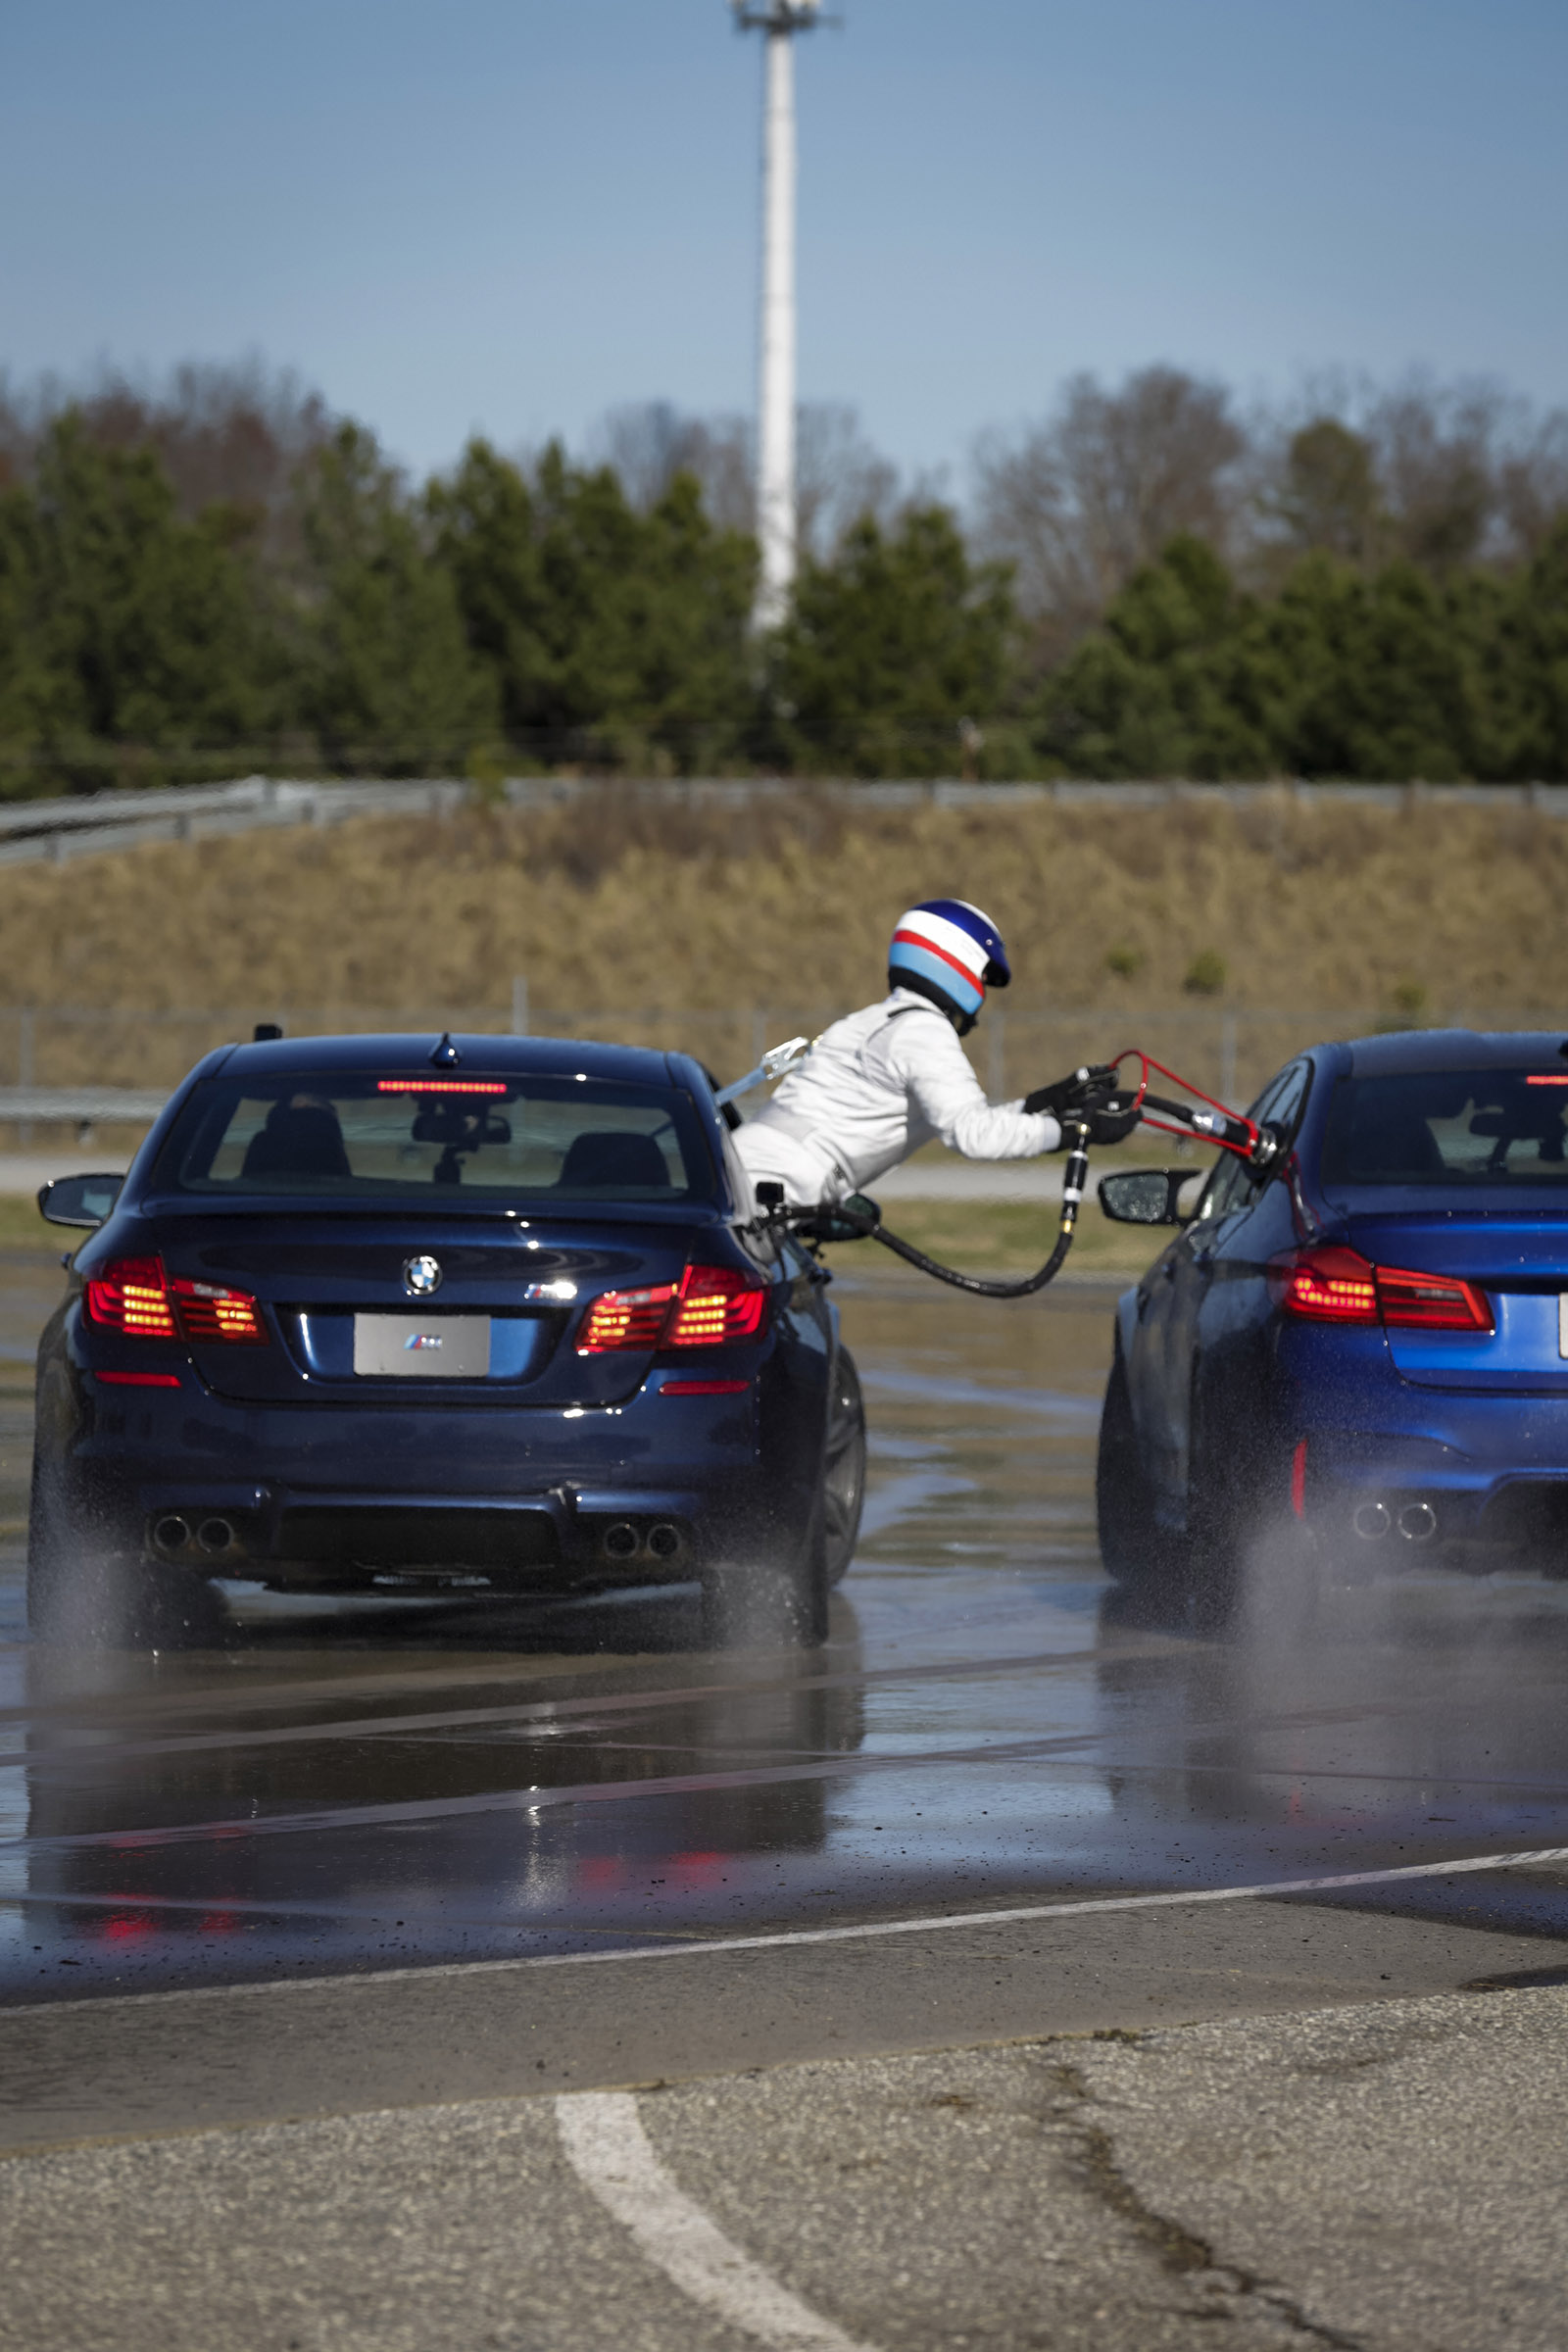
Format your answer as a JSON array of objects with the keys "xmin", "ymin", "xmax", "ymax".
[{"xmin": 430, "ymin": 1032, "xmax": 462, "ymax": 1067}]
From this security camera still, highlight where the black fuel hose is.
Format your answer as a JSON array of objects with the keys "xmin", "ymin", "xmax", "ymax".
[{"xmin": 775, "ymin": 1123, "xmax": 1095, "ymax": 1299}]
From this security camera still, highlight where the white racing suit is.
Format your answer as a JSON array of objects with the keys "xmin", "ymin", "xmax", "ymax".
[{"xmin": 732, "ymin": 989, "xmax": 1061, "ymax": 1208}]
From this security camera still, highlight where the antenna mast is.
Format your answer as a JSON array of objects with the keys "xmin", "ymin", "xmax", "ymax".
[{"xmin": 732, "ymin": 0, "xmax": 821, "ymax": 631}]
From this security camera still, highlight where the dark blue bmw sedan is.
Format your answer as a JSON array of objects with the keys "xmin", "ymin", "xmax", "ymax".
[
  {"xmin": 29, "ymin": 1032, "xmax": 864, "ymax": 1647},
  {"xmin": 1098, "ymin": 1029, "xmax": 1568, "ymax": 1613}
]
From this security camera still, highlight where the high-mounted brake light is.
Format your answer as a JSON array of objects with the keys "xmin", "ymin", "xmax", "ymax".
[
  {"xmin": 85, "ymin": 1257, "xmax": 269, "ymax": 1346},
  {"xmin": 376, "ymin": 1079, "xmax": 508, "ymax": 1096},
  {"xmin": 576, "ymin": 1263, "xmax": 769, "ymax": 1354},
  {"xmin": 1271, "ymin": 1245, "xmax": 1493, "ymax": 1333}
]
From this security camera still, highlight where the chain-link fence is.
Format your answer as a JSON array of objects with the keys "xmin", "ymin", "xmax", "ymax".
[{"xmin": 3, "ymin": 999, "xmax": 1557, "ymax": 1152}]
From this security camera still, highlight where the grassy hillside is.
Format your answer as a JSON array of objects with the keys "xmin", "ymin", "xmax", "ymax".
[{"xmin": 4, "ymin": 790, "xmax": 1568, "ymax": 1103}]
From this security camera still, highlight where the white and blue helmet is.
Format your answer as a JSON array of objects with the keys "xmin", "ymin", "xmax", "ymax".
[{"xmin": 888, "ymin": 899, "xmax": 1012, "ymax": 1023}]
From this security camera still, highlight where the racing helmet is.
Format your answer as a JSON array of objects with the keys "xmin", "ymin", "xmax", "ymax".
[{"xmin": 888, "ymin": 899, "xmax": 1011, "ymax": 1027}]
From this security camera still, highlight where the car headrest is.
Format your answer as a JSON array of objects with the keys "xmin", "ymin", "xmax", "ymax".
[
  {"xmin": 558, "ymin": 1130, "xmax": 671, "ymax": 1191},
  {"xmin": 241, "ymin": 1102, "xmax": 353, "ymax": 1182}
]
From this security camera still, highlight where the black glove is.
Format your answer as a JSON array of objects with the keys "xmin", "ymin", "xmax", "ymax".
[
  {"xmin": 1080, "ymin": 1091, "xmax": 1141, "ymax": 1146},
  {"xmin": 1029, "ymin": 1077, "xmax": 1141, "ymax": 1146},
  {"xmin": 1023, "ymin": 1063, "xmax": 1117, "ymax": 1119}
]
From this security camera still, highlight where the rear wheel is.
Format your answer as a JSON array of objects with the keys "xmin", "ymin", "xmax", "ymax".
[
  {"xmin": 27, "ymin": 1458, "xmax": 220, "ymax": 1648},
  {"xmin": 700, "ymin": 1496, "xmax": 829, "ymax": 1651},
  {"xmin": 1096, "ymin": 1351, "xmax": 1163, "ymax": 1587},
  {"xmin": 822, "ymin": 1348, "xmax": 866, "ymax": 1588}
]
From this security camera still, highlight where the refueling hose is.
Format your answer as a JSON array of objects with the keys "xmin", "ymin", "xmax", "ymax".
[{"xmin": 746, "ymin": 1047, "xmax": 1279, "ymax": 1299}]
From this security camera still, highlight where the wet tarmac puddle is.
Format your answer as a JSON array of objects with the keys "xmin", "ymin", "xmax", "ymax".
[{"xmin": 4, "ymin": 1253, "xmax": 1568, "ymax": 2000}]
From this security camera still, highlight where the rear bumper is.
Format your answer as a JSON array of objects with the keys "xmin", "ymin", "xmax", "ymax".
[
  {"xmin": 57, "ymin": 1373, "xmax": 770, "ymax": 1590},
  {"xmin": 1283, "ymin": 1337, "xmax": 1568, "ymax": 1563}
]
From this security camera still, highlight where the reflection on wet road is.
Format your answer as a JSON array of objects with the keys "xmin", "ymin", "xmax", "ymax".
[{"xmin": 4, "ymin": 1256, "xmax": 1568, "ymax": 2003}]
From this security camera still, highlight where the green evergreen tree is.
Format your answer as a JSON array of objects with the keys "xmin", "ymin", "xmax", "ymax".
[
  {"xmin": 293, "ymin": 424, "xmax": 497, "ymax": 772},
  {"xmin": 0, "ymin": 414, "xmax": 271, "ymax": 788},
  {"xmin": 770, "ymin": 506, "xmax": 1014, "ymax": 776},
  {"xmin": 430, "ymin": 438, "xmax": 755, "ymax": 771}
]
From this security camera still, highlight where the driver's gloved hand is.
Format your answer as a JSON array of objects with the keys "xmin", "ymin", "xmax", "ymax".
[
  {"xmin": 1079, "ymin": 1091, "xmax": 1141, "ymax": 1146},
  {"xmin": 1023, "ymin": 1064, "xmax": 1117, "ymax": 1120}
]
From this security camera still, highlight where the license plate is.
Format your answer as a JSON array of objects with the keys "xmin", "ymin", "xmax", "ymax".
[
  {"xmin": 353, "ymin": 1314, "xmax": 491, "ymax": 1379},
  {"xmin": 1559, "ymin": 1295, "xmax": 1568, "ymax": 1359}
]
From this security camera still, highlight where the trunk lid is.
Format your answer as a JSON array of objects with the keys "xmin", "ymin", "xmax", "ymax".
[
  {"xmin": 137, "ymin": 1208, "xmax": 744, "ymax": 1406},
  {"xmin": 1343, "ymin": 1209, "xmax": 1568, "ymax": 1392}
]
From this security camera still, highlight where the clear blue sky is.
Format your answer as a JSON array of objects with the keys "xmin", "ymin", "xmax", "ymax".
[{"xmin": 3, "ymin": 1, "xmax": 1564, "ymax": 484}]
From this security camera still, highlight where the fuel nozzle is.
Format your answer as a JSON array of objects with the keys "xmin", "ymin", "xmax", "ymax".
[{"xmin": 1183, "ymin": 1108, "xmax": 1283, "ymax": 1168}]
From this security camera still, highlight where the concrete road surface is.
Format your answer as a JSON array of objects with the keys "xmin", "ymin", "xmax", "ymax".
[{"xmin": 6, "ymin": 1253, "xmax": 1568, "ymax": 2345}]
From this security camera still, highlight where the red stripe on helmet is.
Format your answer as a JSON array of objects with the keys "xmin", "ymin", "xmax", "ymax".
[{"xmin": 892, "ymin": 928, "xmax": 987, "ymax": 993}]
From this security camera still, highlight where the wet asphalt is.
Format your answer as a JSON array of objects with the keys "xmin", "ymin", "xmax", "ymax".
[
  {"xmin": 6, "ymin": 1250, "xmax": 1568, "ymax": 2015},
  {"xmin": 3, "ymin": 1250, "xmax": 1568, "ymax": 2003}
]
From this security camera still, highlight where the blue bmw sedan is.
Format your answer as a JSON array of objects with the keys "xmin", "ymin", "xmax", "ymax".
[
  {"xmin": 29, "ymin": 1032, "xmax": 864, "ymax": 1647},
  {"xmin": 1097, "ymin": 1029, "xmax": 1568, "ymax": 1613}
]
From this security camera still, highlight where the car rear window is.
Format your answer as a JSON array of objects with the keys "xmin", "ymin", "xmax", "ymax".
[
  {"xmin": 1323, "ymin": 1069, "xmax": 1568, "ymax": 1186},
  {"xmin": 152, "ymin": 1073, "xmax": 718, "ymax": 1202}
]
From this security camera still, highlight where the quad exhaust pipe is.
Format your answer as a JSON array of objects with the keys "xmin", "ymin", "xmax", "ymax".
[
  {"xmin": 151, "ymin": 1512, "xmax": 237, "ymax": 1559},
  {"xmin": 1351, "ymin": 1498, "xmax": 1438, "ymax": 1544},
  {"xmin": 600, "ymin": 1521, "xmax": 685, "ymax": 1564}
]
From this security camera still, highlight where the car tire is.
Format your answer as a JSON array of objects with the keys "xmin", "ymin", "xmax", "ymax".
[
  {"xmin": 701, "ymin": 1494, "xmax": 829, "ymax": 1651},
  {"xmin": 822, "ymin": 1348, "xmax": 866, "ymax": 1589},
  {"xmin": 1096, "ymin": 1349, "xmax": 1165, "ymax": 1587},
  {"xmin": 26, "ymin": 1457, "xmax": 220, "ymax": 1648}
]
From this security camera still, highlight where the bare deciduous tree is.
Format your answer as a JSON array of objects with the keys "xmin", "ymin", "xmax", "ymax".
[
  {"xmin": 0, "ymin": 357, "xmax": 336, "ymax": 561},
  {"xmin": 590, "ymin": 400, "xmax": 899, "ymax": 556},
  {"xmin": 972, "ymin": 366, "xmax": 1248, "ymax": 661},
  {"xmin": 795, "ymin": 403, "xmax": 900, "ymax": 558},
  {"xmin": 1252, "ymin": 372, "xmax": 1568, "ymax": 575},
  {"xmin": 591, "ymin": 402, "xmax": 754, "ymax": 532}
]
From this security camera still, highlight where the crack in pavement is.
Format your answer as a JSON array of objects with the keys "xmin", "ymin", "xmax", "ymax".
[{"xmin": 1048, "ymin": 2051, "xmax": 1363, "ymax": 2348}]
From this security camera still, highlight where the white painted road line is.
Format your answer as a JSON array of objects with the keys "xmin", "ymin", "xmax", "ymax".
[
  {"xmin": 518, "ymin": 1842, "xmax": 1568, "ymax": 1971},
  {"xmin": 557, "ymin": 2089, "xmax": 877, "ymax": 2352},
  {"xmin": 10, "ymin": 1840, "xmax": 1568, "ymax": 2017}
]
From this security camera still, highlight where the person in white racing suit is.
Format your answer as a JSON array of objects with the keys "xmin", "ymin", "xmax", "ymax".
[{"xmin": 733, "ymin": 898, "xmax": 1139, "ymax": 1209}]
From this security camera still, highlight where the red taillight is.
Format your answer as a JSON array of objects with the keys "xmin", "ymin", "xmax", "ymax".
[
  {"xmin": 86, "ymin": 1258, "xmax": 177, "ymax": 1340},
  {"xmin": 577, "ymin": 1284, "xmax": 677, "ymax": 1354},
  {"xmin": 664, "ymin": 1263, "xmax": 767, "ymax": 1347},
  {"xmin": 1375, "ymin": 1264, "xmax": 1494, "ymax": 1333},
  {"xmin": 1272, "ymin": 1245, "xmax": 1493, "ymax": 1334},
  {"xmin": 85, "ymin": 1257, "xmax": 268, "ymax": 1346},
  {"xmin": 576, "ymin": 1262, "xmax": 768, "ymax": 1354},
  {"xmin": 169, "ymin": 1278, "xmax": 268, "ymax": 1344},
  {"xmin": 1271, "ymin": 1244, "xmax": 1379, "ymax": 1323}
]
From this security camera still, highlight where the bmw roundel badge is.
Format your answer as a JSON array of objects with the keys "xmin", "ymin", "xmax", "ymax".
[{"xmin": 403, "ymin": 1253, "xmax": 443, "ymax": 1297}]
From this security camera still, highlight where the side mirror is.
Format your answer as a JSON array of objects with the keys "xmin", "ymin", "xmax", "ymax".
[
  {"xmin": 1098, "ymin": 1168, "xmax": 1195, "ymax": 1228},
  {"xmin": 37, "ymin": 1173, "xmax": 124, "ymax": 1230}
]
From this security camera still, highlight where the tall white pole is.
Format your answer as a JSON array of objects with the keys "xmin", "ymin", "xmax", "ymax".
[{"xmin": 756, "ymin": 24, "xmax": 797, "ymax": 630}]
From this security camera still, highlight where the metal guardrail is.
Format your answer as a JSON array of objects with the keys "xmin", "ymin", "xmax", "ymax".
[
  {"xmin": 1, "ymin": 773, "xmax": 1568, "ymax": 870},
  {"xmin": 1, "ymin": 1002, "xmax": 1561, "ymax": 1151},
  {"xmin": 0, "ymin": 1090, "xmax": 170, "ymax": 1122}
]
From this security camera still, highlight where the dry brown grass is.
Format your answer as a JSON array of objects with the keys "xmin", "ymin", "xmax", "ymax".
[{"xmin": 5, "ymin": 790, "xmax": 1567, "ymax": 1095}]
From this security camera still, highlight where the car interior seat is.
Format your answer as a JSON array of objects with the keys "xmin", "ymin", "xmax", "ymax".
[
  {"xmin": 241, "ymin": 1101, "xmax": 354, "ymax": 1182},
  {"xmin": 558, "ymin": 1130, "xmax": 671, "ymax": 1190},
  {"xmin": 1349, "ymin": 1110, "xmax": 1446, "ymax": 1179}
]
